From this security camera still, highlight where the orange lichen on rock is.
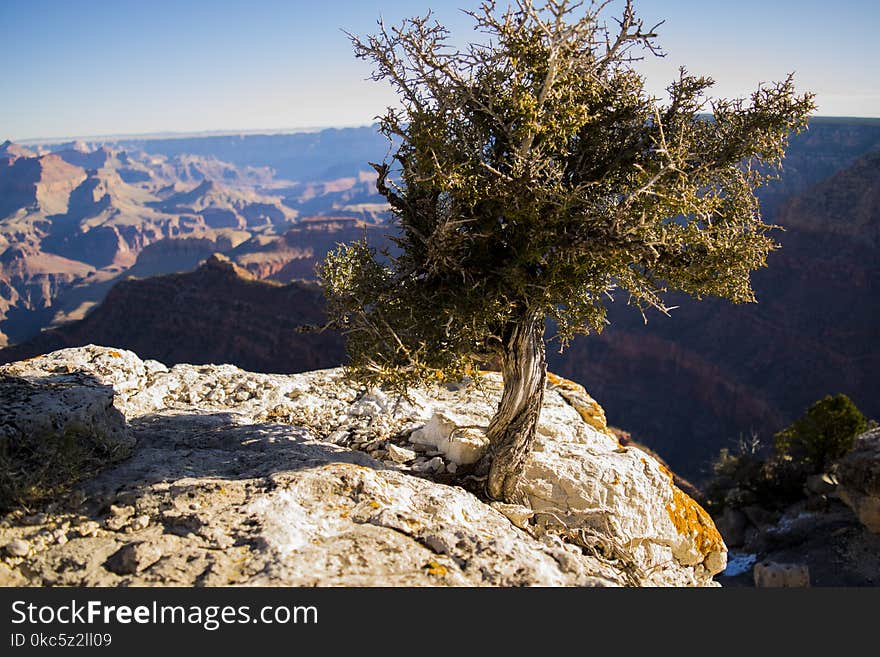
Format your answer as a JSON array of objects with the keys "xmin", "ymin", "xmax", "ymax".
[
  {"xmin": 659, "ymin": 463, "xmax": 725, "ymax": 558},
  {"xmin": 546, "ymin": 372, "xmax": 615, "ymax": 438},
  {"xmin": 425, "ymin": 560, "xmax": 448, "ymax": 576}
]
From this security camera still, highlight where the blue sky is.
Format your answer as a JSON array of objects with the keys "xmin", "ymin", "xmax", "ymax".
[{"xmin": 2, "ymin": 0, "xmax": 878, "ymax": 141}]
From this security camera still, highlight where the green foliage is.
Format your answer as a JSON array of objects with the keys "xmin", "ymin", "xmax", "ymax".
[
  {"xmin": 320, "ymin": 0, "xmax": 815, "ymax": 390},
  {"xmin": 705, "ymin": 395, "xmax": 868, "ymax": 512},
  {"xmin": 774, "ymin": 393, "xmax": 868, "ymax": 474},
  {"xmin": 320, "ymin": 240, "xmax": 492, "ymax": 390}
]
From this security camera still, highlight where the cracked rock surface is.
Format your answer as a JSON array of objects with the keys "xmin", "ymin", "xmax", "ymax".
[{"xmin": 0, "ymin": 345, "xmax": 726, "ymax": 586}]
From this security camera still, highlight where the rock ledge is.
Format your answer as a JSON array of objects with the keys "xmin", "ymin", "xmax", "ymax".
[{"xmin": 0, "ymin": 346, "xmax": 726, "ymax": 586}]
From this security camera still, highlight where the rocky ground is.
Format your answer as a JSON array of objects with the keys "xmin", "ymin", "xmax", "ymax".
[
  {"xmin": 714, "ymin": 428, "xmax": 880, "ymax": 587},
  {"xmin": 716, "ymin": 502, "xmax": 880, "ymax": 587},
  {"xmin": 0, "ymin": 346, "xmax": 726, "ymax": 587}
]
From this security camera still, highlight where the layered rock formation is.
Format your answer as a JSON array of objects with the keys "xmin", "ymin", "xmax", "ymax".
[
  {"xmin": 229, "ymin": 219, "xmax": 390, "ymax": 282},
  {"xmin": 0, "ymin": 346, "xmax": 726, "ymax": 587},
  {"xmin": 0, "ymin": 134, "xmax": 390, "ymax": 347},
  {"xmin": 0, "ymin": 255, "xmax": 345, "ymax": 374},
  {"xmin": 0, "ymin": 245, "xmax": 95, "ymax": 346}
]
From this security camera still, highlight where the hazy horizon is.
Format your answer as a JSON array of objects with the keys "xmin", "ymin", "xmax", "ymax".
[
  {"xmin": 10, "ymin": 115, "xmax": 880, "ymax": 148},
  {"xmin": 3, "ymin": 0, "xmax": 879, "ymax": 141},
  {"xmin": 9, "ymin": 123, "xmax": 367, "ymax": 145}
]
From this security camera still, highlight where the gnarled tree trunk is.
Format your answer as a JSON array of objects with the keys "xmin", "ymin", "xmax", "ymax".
[{"xmin": 481, "ymin": 313, "xmax": 547, "ymax": 502}]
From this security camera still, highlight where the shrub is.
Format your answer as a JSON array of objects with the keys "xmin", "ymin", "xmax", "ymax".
[
  {"xmin": 774, "ymin": 394, "xmax": 868, "ymax": 475},
  {"xmin": 705, "ymin": 394, "xmax": 869, "ymax": 513}
]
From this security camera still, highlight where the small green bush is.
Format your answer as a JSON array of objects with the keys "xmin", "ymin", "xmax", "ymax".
[
  {"xmin": 774, "ymin": 394, "xmax": 868, "ymax": 475},
  {"xmin": 705, "ymin": 394, "xmax": 869, "ymax": 513}
]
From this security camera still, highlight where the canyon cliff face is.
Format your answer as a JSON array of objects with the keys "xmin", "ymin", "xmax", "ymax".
[
  {"xmin": 0, "ymin": 346, "xmax": 725, "ymax": 587},
  {"xmin": 0, "ymin": 245, "xmax": 95, "ymax": 346},
  {"xmin": 0, "ymin": 254, "xmax": 344, "ymax": 375},
  {"xmin": 0, "ymin": 131, "xmax": 390, "ymax": 346},
  {"xmin": 229, "ymin": 218, "xmax": 390, "ymax": 282}
]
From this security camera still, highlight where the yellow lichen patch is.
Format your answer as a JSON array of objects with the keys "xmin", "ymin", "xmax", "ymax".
[
  {"xmin": 546, "ymin": 372, "xmax": 616, "ymax": 438},
  {"xmin": 659, "ymin": 464, "xmax": 724, "ymax": 558},
  {"xmin": 425, "ymin": 560, "xmax": 448, "ymax": 576},
  {"xmin": 546, "ymin": 371, "xmax": 587, "ymax": 395},
  {"xmin": 369, "ymin": 500, "xmax": 380, "ymax": 509},
  {"xmin": 109, "ymin": 351, "xmax": 122, "ymax": 358}
]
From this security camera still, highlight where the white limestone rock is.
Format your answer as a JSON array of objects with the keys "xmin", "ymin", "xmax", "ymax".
[
  {"xmin": 0, "ymin": 345, "xmax": 164, "ymax": 419},
  {"xmin": 0, "ymin": 346, "xmax": 727, "ymax": 587},
  {"xmin": 410, "ymin": 411, "xmax": 489, "ymax": 465},
  {"xmin": 523, "ymin": 437, "xmax": 726, "ymax": 586},
  {"xmin": 4, "ymin": 539, "xmax": 30, "ymax": 557},
  {"xmin": 0, "ymin": 418, "xmax": 621, "ymax": 586},
  {"xmin": 386, "ymin": 444, "xmax": 417, "ymax": 464},
  {"xmin": 0, "ymin": 356, "xmax": 136, "ymax": 507},
  {"xmin": 246, "ymin": 463, "xmax": 620, "ymax": 586}
]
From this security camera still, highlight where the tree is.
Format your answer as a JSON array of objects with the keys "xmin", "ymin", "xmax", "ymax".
[{"xmin": 320, "ymin": 0, "xmax": 816, "ymax": 502}]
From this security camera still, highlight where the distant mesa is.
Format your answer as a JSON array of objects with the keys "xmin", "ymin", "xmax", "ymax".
[
  {"xmin": 0, "ymin": 140, "xmax": 37, "ymax": 161},
  {"xmin": 53, "ymin": 140, "xmax": 92, "ymax": 154},
  {"xmin": 53, "ymin": 144, "xmax": 110, "ymax": 170}
]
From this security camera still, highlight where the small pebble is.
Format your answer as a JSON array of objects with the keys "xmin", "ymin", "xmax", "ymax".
[
  {"xmin": 109, "ymin": 505, "xmax": 132, "ymax": 518},
  {"xmin": 412, "ymin": 456, "xmax": 445, "ymax": 474},
  {"xmin": 76, "ymin": 521, "xmax": 100, "ymax": 537},
  {"xmin": 427, "ymin": 457, "xmax": 445, "ymax": 473},
  {"xmin": 128, "ymin": 515, "xmax": 151, "ymax": 531},
  {"xmin": 387, "ymin": 444, "xmax": 417, "ymax": 463},
  {"xmin": 105, "ymin": 542, "xmax": 162, "ymax": 575},
  {"xmin": 326, "ymin": 430, "xmax": 349, "ymax": 444},
  {"xmin": 21, "ymin": 513, "xmax": 47, "ymax": 526},
  {"xmin": 4, "ymin": 539, "xmax": 30, "ymax": 557}
]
